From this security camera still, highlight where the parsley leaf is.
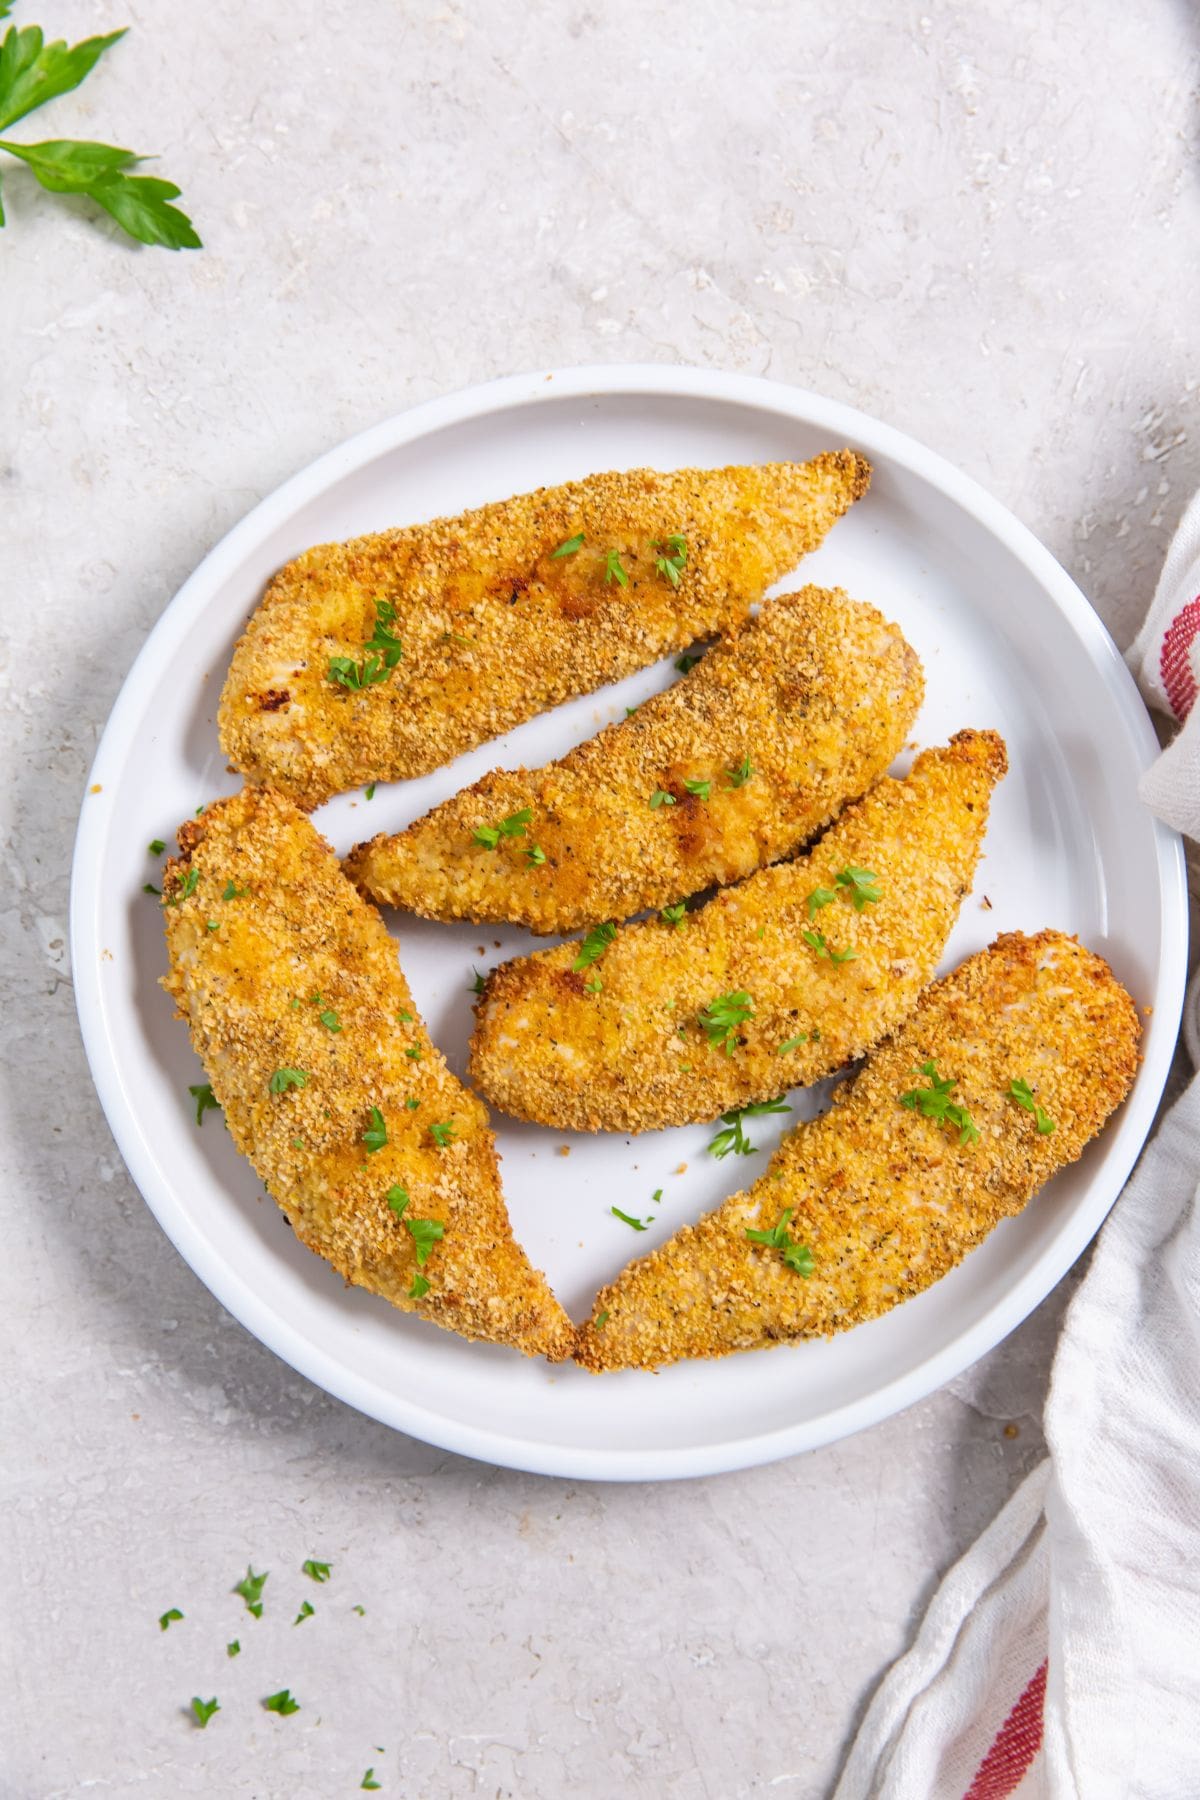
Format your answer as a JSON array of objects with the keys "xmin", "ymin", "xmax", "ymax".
[
  {"xmin": 611, "ymin": 1206, "xmax": 649, "ymax": 1230},
  {"xmin": 408, "ymin": 1272, "xmax": 431, "ymax": 1299},
  {"xmin": 651, "ymin": 532, "xmax": 687, "ymax": 587},
  {"xmin": 319, "ymin": 1008, "xmax": 340, "ymax": 1031},
  {"xmin": 725, "ymin": 756, "xmax": 753, "ymax": 788},
  {"xmin": 900, "ymin": 1061, "xmax": 980, "ymax": 1146},
  {"xmin": 166, "ymin": 865, "xmax": 199, "ymax": 906},
  {"xmin": 473, "ymin": 807, "xmax": 531, "ymax": 849},
  {"xmin": 835, "ymin": 866, "xmax": 882, "ymax": 910},
  {"xmin": 191, "ymin": 1696, "xmax": 219, "ymax": 1729},
  {"xmin": 362, "ymin": 1106, "xmax": 387, "ymax": 1153},
  {"xmin": 234, "ymin": 1566, "xmax": 268, "ymax": 1618},
  {"xmin": 470, "ymin": 967, "xmax": 487, "ymax": 994},
  {"xmin": 148, "ymin": 838, "xmax": 165, "ymax": 855},
  {"xmin": 525, "ymin": 844, "xmax": 547, "ymax": 865},
  {"xmin": 649, "ymin": 788, "xmax": 677, "ymax": 808},
  {"xmin": 302, "ymin": 1559, "xmax": 331, "ymax": 1583},
  {"xmin": 675, "ymin": 650, "xmax": 703, "ymax": 674},
  {"xmin": 802, "ymin": 928, "xmax": 857, "ymax": 964},
  {"xmin": 404, "ymin": 1044, "xmax": 421, "ymax": 1060},
  {"xmin": 0, "ymin": 23, "xmax": 126, "ymax": 135},
  {"xmin": 1009, "ymin": 1078, "xmax": 1056, "ymax": 1134},
  {"xmin": 386, "ymin": 1185, "xmax": 410, "ymax": 1218},
  {"xmin": 660, "ymin": 903, "xmax": 686, "ymax": 928},
  {"xmin": 363, "ymin": 599, "xmax": 403, "ymax": 669},
  {"xmin": 405, "ymin": 1215, "xmax": 445, "ymax": 1265},
  {"xmin": 269, "ymin": 1068, "xmax": 307, "ymax": 1095},
  {"xmin": 604, "ymin": 548, "xmax": 629, "ymax": 587},
  {"xmin": 226, "ymin": 1640, "xmax": 240, "ymax": 1658},
  {"xmin": 745, "ymin": 1207, "xmax": 814, "ymax": 1276},
  {"xmin": 364, "ymin": 782, "xmax": 376, "ymax": 800},
  {"xmin": 550, "ymin": 532, "xmax": 585, "ymax": 558},
  {"xmin": 707, "ymin": 1096, "xmax": 791, "ymax": 1159},
  {"xmin": 806, "ymin": 888, "xmax": 836, "ymax": 918},
  {"xmin": 683, "ymin": 776, "xmax": 711, "ymax": 800},
  {"xmin": 188, "ymin": 1082, "xmax": 220, "ymax": 1126},
  {"xmin": 429, "ymin": 1120, "xmax": 456, "ymax": 1148},
  {"xmin": 222, "ymin": 880, "xmax": 245, "ymax": 901},
  {"xmin": 594, "ymin": 1309, "xmax": 609, "ymax": 1329},
  {"xmin": 572, "ymin": 921, "xmax": 616, "ymax": 970},
  {"xmin": 158, "ymin": 1608, "xmax": 183, "ymax": 1631},
  {"xmin": 362, "ymin": 1772, "xmax": 382, "ymax": 1791},
  {"xmin": 263, "ymin": 1689, "xmax": 300, "ymax": 1716},
  {"xmin": 142, "ymin": 882, "xmax": 160, "ymax": 896},
  {"xmin": 294, "ymin": 1600, "xmax": 314, "ymax": 1625},
  {"xmin": 698, "ymin": 990, "xmax": 754, "ymax": 1054},
  {"xmin": 776, "ymin": 1034, "xmax": 810, "ymax": 1055}
]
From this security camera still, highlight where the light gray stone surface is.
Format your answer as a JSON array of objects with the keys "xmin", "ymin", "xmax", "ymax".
[{"xmin": 2, "ymin": 2, "xmax": 1197, "ymax": 1795}]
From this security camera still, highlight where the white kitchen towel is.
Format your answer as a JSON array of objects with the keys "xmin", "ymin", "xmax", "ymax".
[{"xmin": 836, "ymin": 495, "xmax": 1200, "ymax": 1800}]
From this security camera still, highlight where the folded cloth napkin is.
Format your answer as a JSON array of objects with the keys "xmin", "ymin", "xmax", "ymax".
[{"xmin": 835, "ymin": 494, "xmax": 1200, "ymax": 1800}]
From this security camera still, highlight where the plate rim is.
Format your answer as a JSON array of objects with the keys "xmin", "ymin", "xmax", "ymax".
[{"xmin": 70, "ymin": 363, "xmax": 1189, "ymax": 1481}]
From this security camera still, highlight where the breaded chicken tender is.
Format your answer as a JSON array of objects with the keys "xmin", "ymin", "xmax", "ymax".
[
  {"xmin": 470, "ymin": 731, "xmax": 1006, "ymax": 1132},
  {"xmin": 346, "ymin": 587, "xmax": 923, "ymax": 933},
  {"xmin": 160, "ymin": 788, "xmax": 573, "ymax": 1361},
  {"xmin": 574, "ymin": 932, "xmax": 1139, "ymax": 1372},
  {"xmin": 219, "ymin": 453, "xmax": 871, "ymax": 808}
]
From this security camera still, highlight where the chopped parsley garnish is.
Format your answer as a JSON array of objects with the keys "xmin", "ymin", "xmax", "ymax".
[
  {"xmin": 191, "ymin": 1696, "xmax": 219, "ymax": 1729},
  {"xmin": 353, "ymin": 1605, "xmax": 366, "ymax": 1616},
  {"xmin": 725, "ymin": 756, "xmax": 753, "ymax": 788},
  {"xmin": 234, "ymin": 1566, "xmax": 268, "ymax": 1618},
  {"xmin": 594, "ymin": 1310, "xmax": 609, "ymax": 1329},
  {"xmin": 611, "ymin": 1206, "xmax": 649, "ymax": 1230},
  {"xmin": 470, "ymin": 967, "xmax": 486, "ymax": 994},
  {"xmin": 396, "ymin": 1008, "xmax": 413, "ymax": 1023},
  {"xmin": 222, "ymin": 880, "xmax": 246, "ymax": 901},
  {"xmin": 660, "ymin": 903, "xmax": 686, "ymax": 928},
  {"xmin": 625, "ymin": 703, "xmax": 640, "ymax": 716},
  {"xmin": 649, "ymin": 788, "xmax": 677, "ymax": 808},
  {"xmin": 745, "ymin": 1207, "xmax": 814, "ymax": 1276},
  {"xmin": 328, "ymin": 653, "xmax": 388, "ymax": 690},
  {"xmin": 148, "ymin": 839, "xmax": 166, "ymax": 856},
  {"xmin": 263, "ymin": 1689, "xmax": 300, "ymax": 1716},
  {"xmin": 683, "ymin": 777, "xmax": 711, "ymax": 800},
  {"xmin": 188, "ymin": 1082, "xmax": 220, "ymax": 1126},
  {"xmin": 429, "ymin": 1120, "xmax": 456, "ymax": 1148},
  {"xmin": 675, "ymin": 650, "xmax": 703, "ymax": 673},
  {"xmin": 1009, "ymin": 1078, "xmax": 1056, "ymax": 1134},
  {"xmin": 404, "ymin": 1044, "xmax": 422, "ymax": 1060},
  {"xmin": 835, "ymin": 866, "xmax": 882, "ymax": 910},
  {"xmin": 550, "ymin": 532, "xmax": 585, "ymax": 558},
  {"xmin": 708, "ymin": 1096, "xmax": 791, "ymax": 1159},
  {"xmin": 652, "ymin": 1188, "xmax": 663, "ymax": 1204},
  {"xmin": 572, "ymin": 921, "xmax": 617, "ymax": 970},
  {"xmin": 776, "ymin": 1034, "xmax": 810, "ymax": 1055},
  {"xmin": 362, "ymin": 1772, "xmax": 382, "ymax": 1791},
  {"xmin": 651, "ymin": 532, "xmax": 687, "ymax": 587},
  {"xmin": 409, "ymin": 1273, "xmax": 431, "ymax": 1299},
  {"xmin": 142, "ymin": 882, "xmax": 161, "ymax": 896},
  {"xmin": 699, "ymin": 990, "xmax": 754, "ymax": 1054},
  {"xmin": 365, "ymin": 599, "xmax": 404, "ymax": 666},
  {"xmin": 525, "ymin": 844, "xmax": 547, "ymax": 865},
  {"xmin": 319, "ymin": 1008, "xmax": 340, "ymax": 1031},
  {"xmin": 166, "ymin": 866, "xmax": 199, "ymax": 906},
  {"xmin": 806, "ymin": 888, "xmax": 837, "ymax": 917},
  {"xmin": 302, "ymin": 1559, "xmax": 332, "ymax": 1582},
  {"xmin": 386, "ymin": 1185, "xmax": 410, "ymax": 1217},
  {"xmin": 584, "ymin": 975, "xmax": 603, "ymax": 994},
  {"xmin": 294, "ymin": 1601, "xmax": 315, "ymax": 1625},
  {"xmin": 405, "ymin": 1097, "xmax": 420, "ymax": 1111},
  {"xmin": 206, "ymin": 919, "xmax": 219, "ymax": 932},
  {"xmin": 405, "ymin": 1216, "xmax": 445, "ymax": 1265},
  {"xmin": 227, "ymin": 1640, "xmax": 240, "ymax": 1658},
  {"xmin": 159, "ymin": 1608, "xmax": 183, "ymax": 1631},
  {"xmin": 365, "ymin": 782, "xmax": 376, "ymax": 800},
  {"xmin": 269, "ymin": 1068, "xmax": 308, "ymax": 1094},
  {"xmin": 362, "ymin": 1106, "xmax": 388, "ymax": 1153},
  {"xmin": 604, "ymin": 549, "xmax": 629, "ymax": 587},
  {"xmin": 291, "ymin": 1136, "xmax": 304, "ymax": 1150},
  {"xmin": 802, "ymin": 929, "xmax": 856, "ymax": 964},
  {"xmin": 900, "ymin": 1062, "xmax": 980, "ymax": 1146},
  {"xmin": 473, "ymin": 807, "xmax": 531, "ymax": 849}
]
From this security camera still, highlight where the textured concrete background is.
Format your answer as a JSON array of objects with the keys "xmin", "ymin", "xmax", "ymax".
[{"xmin": 2, "ymin": 2, "xmax": 1197, "ymax": 1795}]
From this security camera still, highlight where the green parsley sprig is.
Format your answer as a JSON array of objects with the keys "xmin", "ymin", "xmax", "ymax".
[
  {"xmin": 745, "ymin": 1207, "xmax": 814, "ymax": 1276},
  {"xmin": 191, "ymin": 1696, "xmax": 219, "ymax": 1728},
  {"xmin": 836, "ymin": 866, "xmax": 882, "ymax": 910},
  {"xmin": 900, "ymin": 1061, "xmax": 980, "ymax": 1146},
  {"xmin": 188, "ymin": 1082, "xmax": 220, "ymax": 1126},
  {"xmin": 651, "ymin": 533, "xmax": 687, "ymax": 587},
  {"xmin": 802, "ymin": 929, "xmax": 856, "ymax": 964},
  {"xmin": 1009, "ymin": 1078, "xmax": 1055, "ymax": 1134},
  {"xmin": 604, "ymin": 549, "xmax": 629, "ymax": 587},
  {"xmin": 572, "ymin": 921, "xmax": 616, "ymax": 971},
  {"xmin": 328, "ymin": 600, "xmax": 403, "ymax": 691},
  {"xmin": 473, "ymin": 807, "xmax": 531, "ymax": 850},
  {"xmin": 263, "ymin": 1689, "xmax": 300, "ymax": 1716},
  {"xmin": 234, "ymin": 1566, "xmax": 268, "ymax": 1619},
  {"xmin": 708, "ymin": 1096, "xmax": 791, "ymax": 1159},
  {"xmin": 0, "ymin": 10, "xmax": 200, "ymax": 246},
  {"xmin": 550, "ymin": 532, "xmax": 584, "ymax": 558},
  {"xmin": 698, "ymin": 990, "xmax": 754, "ymax": 1055}
]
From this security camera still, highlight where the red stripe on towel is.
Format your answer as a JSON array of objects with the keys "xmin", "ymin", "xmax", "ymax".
[
  {"xmin": 1160, "ymin": 595, "xmax": 1200, "ymax": 720},
  {"xmin": 962, "ymin": 1659, "xmax": 1047, "ymax": 1800}
]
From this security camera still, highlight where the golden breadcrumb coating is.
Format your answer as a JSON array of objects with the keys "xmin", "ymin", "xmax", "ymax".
[
  {"xmin": 575, "ymin": 931, "xmax": 1140, "ymax": 1372},
  {"xmin": 219, "ymin": 453, "xmax": 871, "ymax": 808},
  {"xmin": 159, "ymin": 788, "xmax": 573, "ymax": 1361},
  {"xmin": 346, "ymin": 587, "xmax": 923, "ymax": 932},
  {"xmin": 469, "ymin": 731, "xmax": 1006, "ymax": 1132}
]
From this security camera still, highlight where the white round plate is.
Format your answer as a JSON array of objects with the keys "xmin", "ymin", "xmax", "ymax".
[{"xmin": 71, "ymin": 366, "xmax": 1187, "ymax": 1481}]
